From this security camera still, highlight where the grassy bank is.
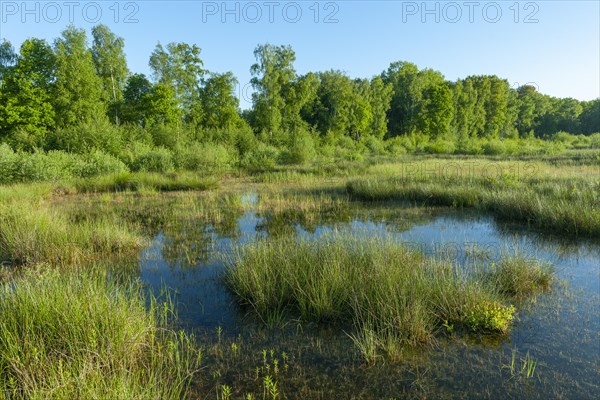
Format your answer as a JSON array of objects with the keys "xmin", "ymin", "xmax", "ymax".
[
  {"xmin": 0, "ymin": 183, "xmax": 206, "ymax": 399},
  {"xmin": 0, "ymin": 267, "xmax": 201, "ymax": 399},
  {"xmin": 347, "ymin": 159, "xmax": 600, "ymax": 237},
  {"xmin": 224, "ymin": 233, "xmax": 553, "ymax": 362}
]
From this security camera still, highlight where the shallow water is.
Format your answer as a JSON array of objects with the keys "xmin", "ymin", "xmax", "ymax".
[{"xmin": 138, "ymin": 195, "xmax": 599, "ymax": 399}]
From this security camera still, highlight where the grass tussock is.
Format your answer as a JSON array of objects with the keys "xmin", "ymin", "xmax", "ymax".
[
  {"xmin": 224, "ymin": 233, "xmax": 550, "ymax": 361},
  {"xmin": 0, "ymin": 267, "xmax": 202, "ymax": 399},
  {"xmin": 487, "ymin": 255, "xmax": 554, "ymax": 298}
]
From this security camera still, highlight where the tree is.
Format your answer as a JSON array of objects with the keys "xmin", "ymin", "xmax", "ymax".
[
  {"xmin": 91, "ymin": 24, "xmax": 128, "ymax": 125},
  {"xmin": 381, "ymin": 61, "xmax": 420, "ymax": 136},
  {"xmin": 303, "ymin": 70, "xmax": 373, "ymax": 139},
  {"xmin": 365, "ymin": 77, "xmax": 393, "ymax": 139},
  {"xmin": 53, "ymin": 26, "xmax": 105, "ymax": 127},
  {"xmin": 578, "ymin": 99, "xmax": 600, "ymax": 135},
  {"xmin": 121, "ymin": 73, "xmax": 152, "ymax": 125},
  {"xmin": 516, "ymin": 85, "xmax": 549, "ymax": 137},
  {"xmin": 0, "ymin": 40, "xmax": 16, "ymax": 83},
  {"xmin": 0, "ymin": 39, "xmax": 56, "ymax": 146},
  {"xmin": 280, "ymin": 72, "xmax": 319, "ymax": 132},
  {"xmin": 537, "ymin": 97, "xmax": 583, "ymax": 136},
  {"xmin": 199, "ymin": 72, "xmax": 242, "ymax": 129},
  {"xmin": 418, "ymin": 83, "xmax": 453, "ymax": 138},
  {"xmin": 143, "ymin": 83, "xmax": 181, "ymax": 127},
  {"xmin": 149, "ymin": 42, "xmax": 204, "ymax": 119},
  {"xmin": 250, "ymin": 44, "xmax": 296, "ymax": 133}
]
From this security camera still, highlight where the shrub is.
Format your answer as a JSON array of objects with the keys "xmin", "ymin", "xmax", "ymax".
[
  {"xmin": 589, "ymin": 133, "xmax": 600, "ymax": 149},
  {"xmin": 384, "ymin": 137, "xmax": 408, "ymax": 156},
  {"xmin": 240, "ymin": 143, "xmax": 279, "ymax": 172},
  {"xmin": 175, "ymin": 142, "xmax": 234, "ymax": 172},
  {"xmin": 45, "ymin": 119, "xmax": 124, "ymax": 155},
  {"xmin": 0, "ymin": 143, "xmax": 19, "ymax": 184},
  {"xmin": 550, "ymin": 131, "xmax": 578, "ymax": 147},
  {"xmin": 77, "ymin": 150, "xmax": 129, "ymax": 178},
  {"xmin": 363, "ymin": 136, "xmax": 386, "ymax": 155},
  {"xmin": 280, "ymin": 131, "xmax": 317, "ymax": 165},
  {"xmin": 132, "ymin": 147, "xmax": 175, "ymax": 173},
  {"xmin": 482, "ymin": 139, "xmax": 507, "ymax": 155},
  {"xmin": 455, "ymin": 138, "xmax": 484, "ymax": 155},
  {"xmin": 424, "ymin": 139, "xmax": 456, "ymax": 154}
]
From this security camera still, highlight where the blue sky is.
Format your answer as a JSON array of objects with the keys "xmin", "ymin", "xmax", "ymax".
[{"xmin": 1, "ymin": 1, "xmax": 599, "ymax": 109}]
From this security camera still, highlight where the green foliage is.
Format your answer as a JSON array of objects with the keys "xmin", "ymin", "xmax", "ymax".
[
  {"xmin": 280, "ymin": 130, "xmax": 317, "ymax": 164},
  {"xmin": 465, "ymin": 302, "xmax": 515, "ymax": 333},
  {"xmin": 240, "ymin": 142, "xmax": 280, "ymax": 172},
  {"xmin": 250, "ymin": 44, "xmax": 297, "ymax": 133},
  {"xmin": 149, "ymin": 41, "xmax": 204, "ymax": 117},
  {"xmin": 200, "ymin": 72, "xmax": 244, "ymax": 129},
  {"xmin": 91, "ymin": 24, "xmax": 129, "ymax": 124},
  {"xmin": 423, "ymin": 139, "xmax": 456, "ymax": 154},
  {"xmin": 0, "ymin": 143, "xmax": 128, "ymax": 184},
  {"xmin": 53, "ymin": 26, "xmax": 106, "ymax": 127},
  {"xmin": 0, "ymin": 39, "xmax": 56, "ymax": 142},
  {"xmin": 174, "ymin": 142, "xmax": 235, "ymax": 172},
  {"xmin": 132, "ymin": 147, "xmax": 175, "ymax": 173},
  {"xmin": 45, "ymin": 119, "xmax": 124, "ymax": 155}
]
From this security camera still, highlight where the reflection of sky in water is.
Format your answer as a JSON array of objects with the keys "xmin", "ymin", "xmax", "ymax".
[{"xmin": 139, "ymin": 203, "xmax": 600, "ymax": 399}]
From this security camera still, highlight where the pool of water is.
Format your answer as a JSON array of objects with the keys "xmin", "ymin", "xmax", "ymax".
[{"xmin": 138, "ymin": 195, "xmax": 599, "ymax": 399}]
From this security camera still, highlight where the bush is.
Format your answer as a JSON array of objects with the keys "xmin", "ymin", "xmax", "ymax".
[
  {"xmin": 384, "ymin": 137, "xmax": 408, "ymax": 156},
  {"xmin": 424, "ymin": 139, "xmax": 456, "ymax": 154},
  {"xmin": 550, "ymin": 131, "xmax": 578, "ymax": 147},
  {"xmin": 589, "ymin": 133, "xmax": 600, "ymax": 149},
  {"xmin": 77, "ymin": 150, "xmax": 129, "ymax": 178},
  {"xmin": 240, "ymin": 143, "xmax": 280, "ymax": 172},
  {"xmin": 482, "ymin": 139, "xmax": 507, "ymax": 155},
  {"xmin": 0, "ymin": 144, "xmax": 19, "ymax": 184},
  {"xmin": 175, "ymin": 142, "xmax": 234, "ymax": 172},
  {"xmin": 0, "ymin": 145, "xmax": 130, "ymax": 185},
  {"xmin": 132, "ymin": 147, "xmax": 175, "ymax": 173},
  {"xmin": 455, "ymin": 138, "xmax": 484, "ymax": 155},
  {"xmin": 280, "ymin": 131, "xmax": 317, "ymax": 165},
  {"xmin": 362, "ymin": 135, "xmax": 386, "ymax": 155},
  {"xmin": 45, "ymin": 119, "xmax": 124, "ymax": 156}
]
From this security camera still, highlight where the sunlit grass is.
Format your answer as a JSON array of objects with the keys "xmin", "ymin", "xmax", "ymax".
[
  {"xmin": 0, "ymin": 266, "xmax": 202, "ymax": 399},
  {"xmin": 224, "ymin": 233, "xmax": 552, "ymax": 361}
]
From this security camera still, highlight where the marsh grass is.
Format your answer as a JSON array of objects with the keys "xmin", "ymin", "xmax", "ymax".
[
  {"xmin": 487, "ymin": 255, "xmax": 554, "ymax": 298},
  {"xmin": 0, "ymin": 266, "xmax": 202, "ymax": 399},
  {"xmin": 0, "ymin": 201, "xmax": 142, "ymax": 266},
  {"xmin": 223, "ymin": 233, "xmax": 550, "ymax": 361},
  {"xmin": 347, "ymin": 167, "xmax": 600, "ymax": 237},
  {"xmin": 74, "ymin": 171, "xmax": 218, "ymax": 193}
]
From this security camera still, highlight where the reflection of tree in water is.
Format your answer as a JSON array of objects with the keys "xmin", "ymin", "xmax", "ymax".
[
  {"xmin": 160, "ymin": 222, "xmax": 215, "ymax": 268},
  {"xmin": 255, "ymin": 199, "xmax": 438, "ymax": 238},
  {"xmin": 159, "ymin": 197, "xmax": 245, "ymax": 269},
  {"xmin": 257, "ymin": 208, "xmax": 354, "ymax": 237}
]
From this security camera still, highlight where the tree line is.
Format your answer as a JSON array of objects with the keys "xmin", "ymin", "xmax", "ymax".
[{"xmin": 0, "ymin": 25, "xmax": 598, "ymax": 152}]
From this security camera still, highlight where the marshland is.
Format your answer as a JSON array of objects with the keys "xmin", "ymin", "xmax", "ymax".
[{"xmin": 1, "ymin": 21, "xmax": 599, "ymax": 400}]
